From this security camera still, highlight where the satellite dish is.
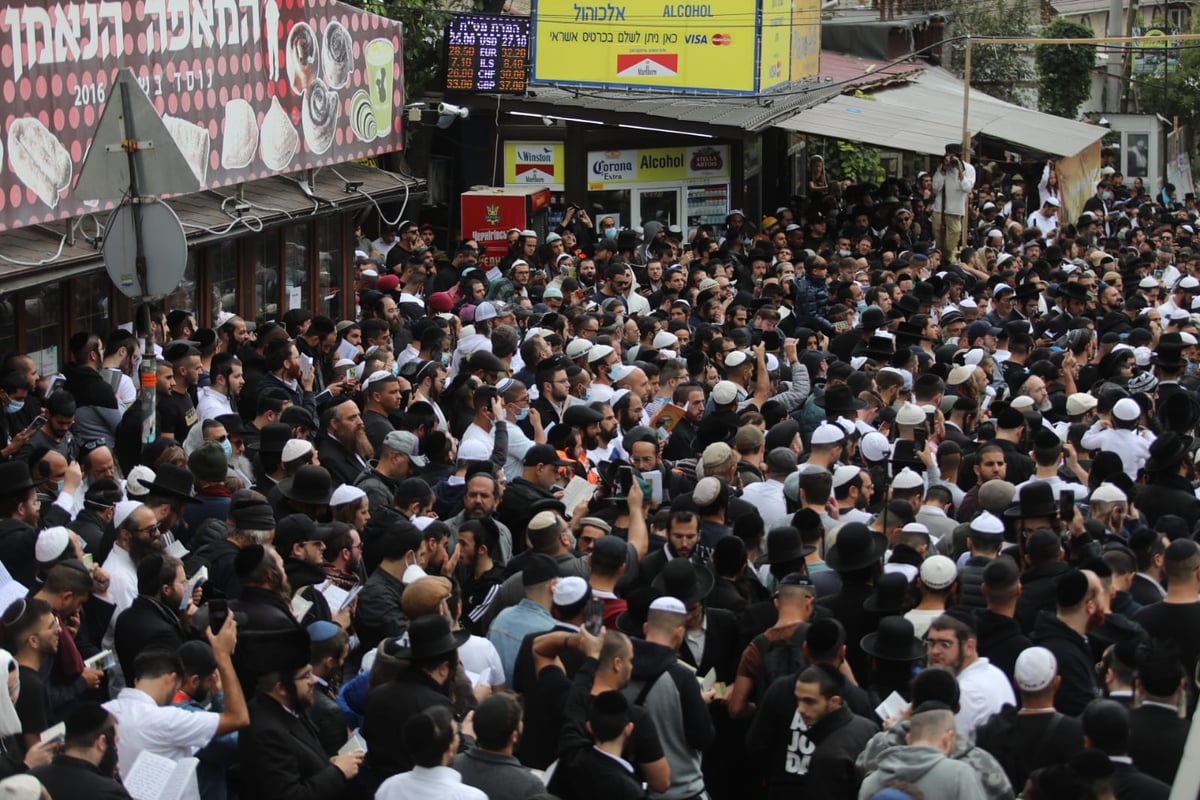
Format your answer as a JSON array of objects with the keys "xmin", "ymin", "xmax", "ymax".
[{"xmin": 102, "ymin": 201, "xmax": 188, "ymax": 299}]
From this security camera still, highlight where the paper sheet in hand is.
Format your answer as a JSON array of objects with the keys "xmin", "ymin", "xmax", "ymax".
[
  {"xmin": 561, "ymin": 476, "xmax": 595, "ymax": 518},
  {"xmin": 338, "ymin": 730, "xmax": 367, "ymax": 756},
  {"xmin": 640, "ymin": 470, "xmax": 663, "ymax": 504},
  {"xmin": 125, "ymin": 750, "xmax": 200, "ymax": 800},
  {"xmin": 40, "ymin": 722, "xmax": 65, "ymax": 744},
  {"xmin": 291, "ymin": 592, "xmax": 314, "ymax": 622},
  {"xmin": 874, "ymin": 690, "xmax": 907, "ymax": 723},
  {"xmin": 0, "ymin": 563, "xmax": 29, "ymax": 616}
]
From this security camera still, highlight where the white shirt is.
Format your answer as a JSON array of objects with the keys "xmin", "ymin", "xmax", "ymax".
[
  {"xmin": 588, "ymin": 383, "xmax": 615, "ymax": 404},
  {"xmin": 103, "ymin": 687, "xmax": 220, "ymax": 785},
  {"xmin": 376, "ymin": 765, "xmax": 488, "ymax": 800},
  {"xmin": 396, "ymin": 344, "xmax": 421, "ymax": 370},
  {"xmin": 955, "ymin": 657, "xmax": 1015, "ymax": 737},
  {"xmin": 904, "ymin": 608, "xmax": 943, "ymax": 639},
  {"xmin": 502, "ymin": 420, "xmax": 537, "ymax": 482},
  {"xmin": 1079, "ymin": 423, "xmax": 1153, "ymax": 481},
  {"xmin": 461, "ymin": 423, "xmax": 495, "ymax": 456},
  {"xmin": 1026, "ymin": 210, "xmax": 1059, "ymax": 237},
  {"xmin": 459, "ymin": 634, "xmax": 505, "ymax": 688},
  {"xmin": 741, "ymin": 479, "xmax": 787, "ymax": 530},
  {"xmin": 1014, "ymin": 475, "xmax": 1089, "ymax": 502},
  {"xmin": 195, "ymin": 385, "xmax": 233, "ymax": 423},
  {"xmin": 931, "ymin": 162, "xmax": 976, "ymax": 215},
  {"xmin": 372, "ymin": 237, "xmax": 398, "ymax": 258},
  {"xmin": 114, "ymin": 372, "xmax": 137, "ymax": 413},
  {"xmin": 684, "ymin": 612, "xmax": 707, "ymax": 665}
]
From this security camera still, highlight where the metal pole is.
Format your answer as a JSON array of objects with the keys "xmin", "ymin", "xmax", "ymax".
[{"xmin": 960, "ymin": 38, "xmax": 971, "ymax": 250}]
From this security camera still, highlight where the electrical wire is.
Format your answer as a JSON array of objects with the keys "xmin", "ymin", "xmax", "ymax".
[{"xmin": 327, "ymin": 166, "xmax": 410, "ymax": 228}]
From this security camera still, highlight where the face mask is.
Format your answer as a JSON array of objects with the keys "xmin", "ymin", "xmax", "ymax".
[
  {"xmin": 1103, "ymin": 192, "xmax": 1112, "ymax": 201},
  {"xmin": 440, "ymin": 352, "xmax": 450, "ymax": 366},
  {"xmin": 743, "ymin": 238, "xmax": 752, "ymax": 249},
  {"xmin": 178, "ymin": 590, "xmax": 190, "ymax": 611},
  {"xmin": 4, "ymin": 401, "xmax": 22, "ymax": 414},
  {"xmin": 221, "ymin": 439, "xmax": 233, "ymax": 460},
  {"xmin": 839, "ymin": 250, "xmax": 852, "ymax": 258},
  {"xmin": 55, "ymin": 480, "xmax": 64, "ymax": 496},
  {"xmin": 605, "ymin": 228, "xmax": 617, "ymax": 240},
  {"xmin": 857, "ymin": 299, "xmax": 868, "ymax": 313},
  {"xmin": 513, "ymin": 407, "xmax": 529, "ymax": 422},
  {"xmin": 391, "ymin": 362, "xmax": 400, "ymax": 377}
]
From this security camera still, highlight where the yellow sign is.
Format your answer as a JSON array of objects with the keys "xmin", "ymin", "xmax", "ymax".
[
  {"xmin": 759, "ymin": 0, "xmax": 791, "ymax": 91},
  {"xmin": 791, "ymin": 0, "xmax": 820, "ymax": 83},
  {"xmin": 504, "ymin": 141, "xmax": 565, "ymax": 189},
  {"xmin": 586, "ymin": 145, "xmax": 731, "ymax": 190},
  {"xmin": 532, "ymin": 0, "xmax": 761, "ymax": 93}
]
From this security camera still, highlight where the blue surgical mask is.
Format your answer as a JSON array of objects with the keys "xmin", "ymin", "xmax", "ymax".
[
  {"xmin": 440, "ymin": 352, "xmax": 450, "ymax": 366},
  {"xmin": 55, "ymin": 480, "xmax": 64, "ymax": 495},
  {"xmin": 857, "ymin": 299, "xmax": 868, "ymax": 313},
  {"xmin": 514, "ymin": 407, "xmax": 529, "ymax": 422},
  {"xmin": 605, "ymin": 228, "xmax": 617, "ymax": 240},
  {"xmin": 4, "ymin": 401, "xmax": 22, "ymax": 414},
  {"xmin": 221, "ymin": 439, "xmax": 233, "ymax": 460},
  {"xmin": 391, "ymin": 362, "xmax": 400, "ymax": 376}
]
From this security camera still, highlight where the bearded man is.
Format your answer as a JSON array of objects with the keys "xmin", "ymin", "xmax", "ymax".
[{"xmin": 317, "ymin": 397, "xmax": 373, "ymax": 486}]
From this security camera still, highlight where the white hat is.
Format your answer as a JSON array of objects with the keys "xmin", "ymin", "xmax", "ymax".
[
  {"xmin": 330, "ymin": 484, "xmax": 367, "ymax": 506},
  {"xmin": 362, "ymin": 268, "xmax": 379, "ymax": 278},
  {"xmin": 1043, "ymin": 197, "xmax": 1061, "ymax": 207},
  {"xmin": 553, "ymin": 576, "xmax": 590, "ymax": 607},
  {"xmin": 1066, "ymin": 393, "xmax": 1097, "ymax": 416},
  {"xmin": 969, "ymin": 511, "xmax": 1006, "ymax": 536},
  {"xmin": 697, "ymin": 277, "xmax": 719, "ymax": 293},
  {"xmin": 0, "ymin": 775, "xmax": 45, "ymax": 800},
  {"xmin": 1133, "ymin": 346, "xmax": 1153, "ymax": 367},
  {"xmin": 832, "ymin": 465, "xmax": 862, "ymax": 489},
  {"xmin": 711, "ymin": 381, "xmax": 740, "ymax": 406},
  {"xmin": 1091, "ymin": 482, "xmax": 1127, "ymax": 503},
  {"xmin": 959, "ymin": 297, "xmax": 978, "ymax": 309},
  {"xmin": 1112, "ymin": 397, "xmax": 1141, "ymax": 422},
  {"xmin": 947, "ymin": 364, "xmax": 975, "ymax": 386},
  {"xmin": 610, "ymin": 364, "xmax": 635, "ymax": 383},
  {"xmin": 693, "ymin": 476, "xmax": 723, "ymax": 507},
  {"xmin": 725, "ymin": 350, "xmax": 750, "ymax": 369},
  {"xmin": 35, "ymin": 526, "xmax": 71, "ymax": 563},
  {"xmin": 901, "ymin": 522, "xmax": 930, "ymax": 537},
  {"xmin": 1015, "ymin": 646, "xmax": 1057, "ymax": 692},
  {"xmin": 651, "ymin": 331, "xmax": 678, "ymax": 350},
  {"xmin": 1139, "ymin": 276, "xmax": 1161, "ymax": 289},
  {"xmin": 986, "ymin": 229, "xmax": 1003, "ymax": 239},
  {"xmin": 891, "ymin": 467, "xmax": 923, "ymax": 490},
  {"xmin": 114, "ymin": 499, "xmax": 143, "ymax": 530},
  {"xmin": 475, "ymin": 301, "xmax": 499, "ymax": 322},
  {"xmin": 860, "ymin": 432, "xmax": 891, "ymax": 463},
  {"xmin": 919, "ymin": 554, "xmax": 957, "ymax": 590},
  {"xmin": 361, "ymin": 370, "xmax": 394, "ymax": 392},
  {"xmin": 1010, "ymin": 396, "xmax": 1034, "ymax": 411},
  {"xmin": 883, "ymin": 563, "xmax": 919, "ymax": 582},
  {"xmin": 1178, "ymin": 275, "xmax": 1200, "ymax": 290},
  {"xmin": 649, "ymin": 596, "xmax": 687, "ymax": 614},
  {"xmin": 125, "ymin": 465, "xmax": 156, "ymax": 498},
  {"xmin": 992, "ymin": 282, "xmax": 1014, "ymax": 297},
  {"xmin": 586, "ymin": 344, "xmax": 615, "ymax": 364},
  {"xmin": 282, "ymin": 439, "xmax": 314, "ymax": 464},
  {"xmin": 811, "ymin": 422, "xmax": 846, "ymax": 445},
  {"xmin": 520, "ymin": 229, "xmax": 537, "ymax": 239},
  {"xmin": 895, "ymin": 403, "xmax": 926, "ymax": 427},
  {"xmin": 458, "ymin": 438, "xmax": 493, "ymax": 462},
  {"xmin": 765, "ymin": 353, "xmax": 780, "ymax": 373},
  {"xmin": 565, "ymin": 338, "xmax": 593, "ymax": 360}
]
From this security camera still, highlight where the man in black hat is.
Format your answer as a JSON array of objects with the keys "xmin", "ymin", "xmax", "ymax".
[
  {"xmin": 817, "ymin": 522, "xmax": 888, "ymax": 683},
  {"xmin": 274, "ymin": 514, "xmax": 338, "ymax": 627},
  {"xmin": 185, "ymin": 490, "xmax": 275, "ymax": 602},
  {"xmin": 0, "ymin": 461, "xmax": 44, "ymax": 587},
  {"xmin": 30, "ymin": 703, "xmax": 126, "ymax": 799},
  {"xmin": 1136, "ymin": 432, "xmax": 1200, "ymax": 528},
  {"xmin": 361, "ymin": 614, "xmax": 469, "ymax": 786},
  {"xmin": 241, "ymin": 626, "xmax": 361, "ymax": 799}
]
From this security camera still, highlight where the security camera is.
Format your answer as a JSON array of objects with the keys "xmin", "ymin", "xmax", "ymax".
[{"xmin": 437, "ymin": 103, "xmax": 470, "ymax": 120}]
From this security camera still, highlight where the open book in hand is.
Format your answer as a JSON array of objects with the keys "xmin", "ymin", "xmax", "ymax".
[{"xmin": 124, "ymin": 751, "xmax": 200, "ymax": 800}]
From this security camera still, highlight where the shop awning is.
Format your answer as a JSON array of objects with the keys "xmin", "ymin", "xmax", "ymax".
[
  {"xmin": 0, "ymin": 162, "xmax": 424, "ymax": 292},
  {"xmin": 775, "ymin": 66, "xmax": 1107, "ymax": 157}
]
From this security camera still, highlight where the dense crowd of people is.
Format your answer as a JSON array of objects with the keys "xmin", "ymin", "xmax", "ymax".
[{"xmin": 0, "ymin": 143, "xmax": 1197, "ymax": 800}]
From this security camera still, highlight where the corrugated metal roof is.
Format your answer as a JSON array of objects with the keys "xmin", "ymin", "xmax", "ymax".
[
  {"xmin": 503, "ymin": 52, "xmax": 923, "ymax": 133},
  {"xmin": 776, "ymin": 66, "xmax": 1106, "ymax": 157}
]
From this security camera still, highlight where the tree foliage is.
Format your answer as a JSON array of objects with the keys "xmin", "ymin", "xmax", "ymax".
[
  {"xmin": 836, "ymin": 141, "xmax": 885, "ymax": 185},
  {"xmin": 1156, "ymin": 10, "xmax": 1200, "ymax": 126},
  {"xmin": 1034, "ymin": 20, "xmax": 1096, "ymax": 119},
  {"xmin": 343, "ymin": 0, "xmax": 479, "ymax": 100},
  {"xmin": 943, "ymin": 0, "xmax": 1035, "ymax": 107}
]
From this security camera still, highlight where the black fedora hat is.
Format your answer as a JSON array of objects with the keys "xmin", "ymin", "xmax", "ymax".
[
  {"xmin": 277, "ymin": 465, "xmax": 334, "ymax": 505},
  {"xmin": 765, "ymin": 526, "xmax": 816, "ymax": 565},
  {"xmin": 861, "ymin": 616, "xmax": 925, "ymax": 662},
  {"xmin": 142, "ymin": 464, "xmax": 201, "ymax": 504},
  {"xmin": 1154, "ymin": 342, "xmax": 1189, "ymax": 370},
  {"xmin": 1014, "ymin": 282, "xmax": 1041, "ymax": 301},
  {"xmin": 0, "ymin": 462, "xmax": 35, "ymax": 498},
  {"xmin": 1057, "ymin": 282, "xmax": 1090, "ymax": 302},
  {"xmin": 253, "ymin": 423, "xmax": 294, "ymax": 454},
  {"xmin": 815, "ymin": 384, "xmax": 868, "ymax": 413},
  {"xmin": 911, "ymin": 282, "xmax": 935, "ymax": 305},
  {"xmin": 1003, "ymin": 482, "xmax": 1058, "ymax": 520},
  {"xmin": 615, "ymin": 586, "xmax": 659, "ymax": 638},
  {"xmin": 863, "ymin": 572, "xmax": 912, "ymax": 614},
  {"xmin": 825, "ymin": 523, "xmax": 888, "ymax": 572},
  {"xmin": 1158, "ymin": 391, "xmax": 1200, "ymax": 433},
  {"xmin": 392, "ymin": 614, "xmax": 469, "ymax": 660},
  {"xmin": 1145, "ymin": 431, "xmax": 1193, "ymax": 473},
  {"xmin": 895, "ymin": 294, "xmax": 921, "ymax": 317},
  {"xmin": 865, "ymin": 335, "xmax": 895, "ymax": 361},
  {"xmin": 652, "ymin": 559, "xmax": 715, "ymax": 606}
]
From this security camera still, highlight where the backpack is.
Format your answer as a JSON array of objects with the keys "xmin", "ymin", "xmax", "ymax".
[{"xmin": 752, "ymin": 624, "xmax": 810, "ymax": 702}]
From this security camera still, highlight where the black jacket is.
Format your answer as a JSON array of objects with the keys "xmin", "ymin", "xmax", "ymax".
[
  {"xmin": 354, "ymin": 565, "xmax": 406, "ymax": 652},
  {"xmin": 816, "ymin": 578, "xmax": 877, "ymax": 684},
  {"xmin": 239, "ymin": 695, "xmax": 347, "ymax": 800},
  {"xmin": 1129, "ymin": 703, "xmax": 1187, "ymax": 785},
  {"xmin": 309, "ymin": 683, "xmax": 349, "ymax": 758},
  {"xmin": 32, "ymin": 754, "xmax": 132, "ymax": 799},
  {"xmin": 1108, "ymin": 760, "xmax": 1169, "ymax": 800},
  {"xmin": 974, "ymin": 705, "xmax": 1084, "ymax": 790},
  {"xmin": 256, "ymin": 374, "xmax": 316, "ymax": 427},
  {"xmin": 957, "ymin": 555, "xmax": 992, "ymax": 610},
  {"xmin": 316, "ymin": 435, "xmax": 368, "ymax": 488},
  {"xmin": 1129, "ymin": 574, "xmax": 1165, "ymax": 607},
  {"xmin": 69, "ymin": 507, "xmax": 110, "ymax": 555},
  {"xmin": 1030, "ymin": 612, "xmax": 1098, "ymax": 716},
  {"xmin": 186, "ymin": 537, "xmax": 243, "ymax": 602},
  {"xmin": 0, "ymin": 518, "xmax": 38, "ymax": 588},
  {"xmin": 361, "ymin": 668, "xmax": 454, "ymax": 786},
  {"xmin": 114, "ymin": 596, "xmax": 191, "ymax": 679},
  {"xmin": 677, "ymin": 606, "xmax": 740, "ymax": 683},
  {"xmin": 496, "ymin": 477, "xmax": 557, "ymax": 544},
  {"xmin": 284, "ymin": 558, "xmax": 333, "ymax": 626},
  {"xmin": 558, "ymin": 747, "xmax": 647, "ymax": 800},
  {"xmin": 1087, "ymin": 612, "xmax": 1147, "ymax": 664},
  {"xmin": 972, "ymin": 609, "xmax": 1030, "ymax": 695},
  {"xmin": 1015, "ymin": 561, "xmax": 1071, "ymax": 634},
  {"xmin": 1132, "ymin": 474, "xmax": 1200, "ymax": 528}
]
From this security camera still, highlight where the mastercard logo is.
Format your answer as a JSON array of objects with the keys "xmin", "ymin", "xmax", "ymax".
[{"xmin": 712, "ymin": 33, "xmax": 731, "ymax": 45}]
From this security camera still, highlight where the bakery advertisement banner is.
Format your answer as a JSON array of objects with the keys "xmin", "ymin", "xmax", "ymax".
[{"xmin": 0, "ymin": 0, "xmax": 404, "ymax": 233}]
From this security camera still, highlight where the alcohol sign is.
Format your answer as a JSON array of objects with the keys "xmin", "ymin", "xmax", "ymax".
[
  {"xmin": 0, "ymin": 0, "xmax": 404, "ymax": 233},
  {"xmin": 586, "ymin": 145, "xmax": 730, "ymax": 190},
  {"xmin": 444, "ymin": 14, "xmax": 530, "ymax": 94}
]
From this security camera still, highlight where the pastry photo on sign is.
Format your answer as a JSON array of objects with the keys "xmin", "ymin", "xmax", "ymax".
[
  {"xmin": 287, "ymin": 21, "xmax": 319, "ymax": 95},
  {"xmin": 221, "ymin": 99, "xmax": 259, "ymax": 170},
  {"xmin": 162, "ymin": 114, "xmax": 210, "ymax": 185},
  {"xmin": 322, "ymin": 20, "xmax": 353, "ymax": 89},
  {"xmin": 260, "ymin": 96, "xmax": 299, "ymax": 171},
  {"xmin": 7, "ymin": 117, "xmax": 72, "ymax": 208},
  {"xmin": 303, "ymin": 79, "xmax": 339, "ymax": 154}
]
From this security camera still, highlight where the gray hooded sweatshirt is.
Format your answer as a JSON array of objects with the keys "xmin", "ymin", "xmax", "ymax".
[{"xmin": 858, "ymin": 745, "xmax": 988, "ymax": 800}]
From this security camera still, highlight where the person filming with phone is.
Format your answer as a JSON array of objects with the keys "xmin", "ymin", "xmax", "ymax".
[{"xmin": 931, "ymin": 142, "xmax": 976, "ymax": 259}]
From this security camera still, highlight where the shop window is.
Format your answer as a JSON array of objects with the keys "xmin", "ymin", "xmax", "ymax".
[
  {"xmin": 254, "ymin": 229, "xmax": 283, "ymax": 324},
  {"xmin": 165, "ymin": 251, "xmax": 198, "ymax": 317},
  {"xmin": 586, "ymin": 190, "xmax": 630, "ymax": 233},
  {"xmin": 210, "ymin": 239, "xmax": 241, "ymax": 327},
  {"xmin": 284, "ymin": 223, "xmax": 312, "ymax": 313},
  {"xmin": 317, "ymin": 216, "xmax": 344, "ymax": 320},
  {"xmin": 24, "ymin": 283, "xmax": 63, "ymax": 375},
  {"xmin": 72, "ymin": 272, "xmax": 113, "ymax": 339},
  {"xmin": 0, "ymin": 292, "xmax": 16, "ymax": 358}
]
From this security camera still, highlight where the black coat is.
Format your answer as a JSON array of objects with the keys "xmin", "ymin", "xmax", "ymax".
[
  {"xmin": 496, "ymin": 477, "xmax": 557, "ymax": 545},
  {"xmin": 1132, "ymin": 475, "xmax": 1200, "ymax": 528},
  {"xmin": 816, "ymin": 578, "xmax": 877, "ymax": 684},
  {"xmin": 0, "ymin": 519, "xmax": 38, "ymax": 588},
  {"xmin": 361, "ymin": 668, "xmax": 453, "ymax": 787},
  {"xmin": 31, "ymin": 754, "xmax": 132, "ymax": 800},
  {"xmin": 1129, "ymin": 703, "xmax": 1188, "ymax": 785},
  {"xmin": 956, "ymin": 556, "xmax": 992, "ymax": 611},
  {"xmin": 677, "ymin": 607, "xmax": 740, "ymax": 683},
  {"xmin": 1129, "ymin": 574, "xmax": 1165, "ymax": 607},
  {"xmin": 1108, "ymin": 760, "xmax": 1169, "ymax": 800},
  {"xmin": 186, "ymin": 537, "xmax": 243, "ymax": 602},
  {"xmin": 512, "ymin": 623, "xmax": 586, "ymax": 770},
  {"xmin": 69, "ymin": 508, "xmax": 110, "ymax": 555},
  {"xmin": 972, "ymin": 609, "xmax": 1030, "ymax": 695},
  {"xmin": 113, "ymin": 596, "xmax": 190, "ymax": 679},
  {"xmin": 1015, "ymin": 561, "xmax": 1070, "ymax": 634},
  {"xmin": 309, "ymin": 683, "xmax": 349, "ymax": 758},
  {"xmin": 1031, "ymin": 612, "xmax": 1098, "ymax": 716},
  {"xmin": 315, "ymin": 435, "xmax": 367, "ymax": 488},
  {"xmin": 558, "ymin": 746, "xmax": 647, "ymax": 800},
  {"xmin": 238, "ymin": 695, "xmax": 347, "ymax": 800}
]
